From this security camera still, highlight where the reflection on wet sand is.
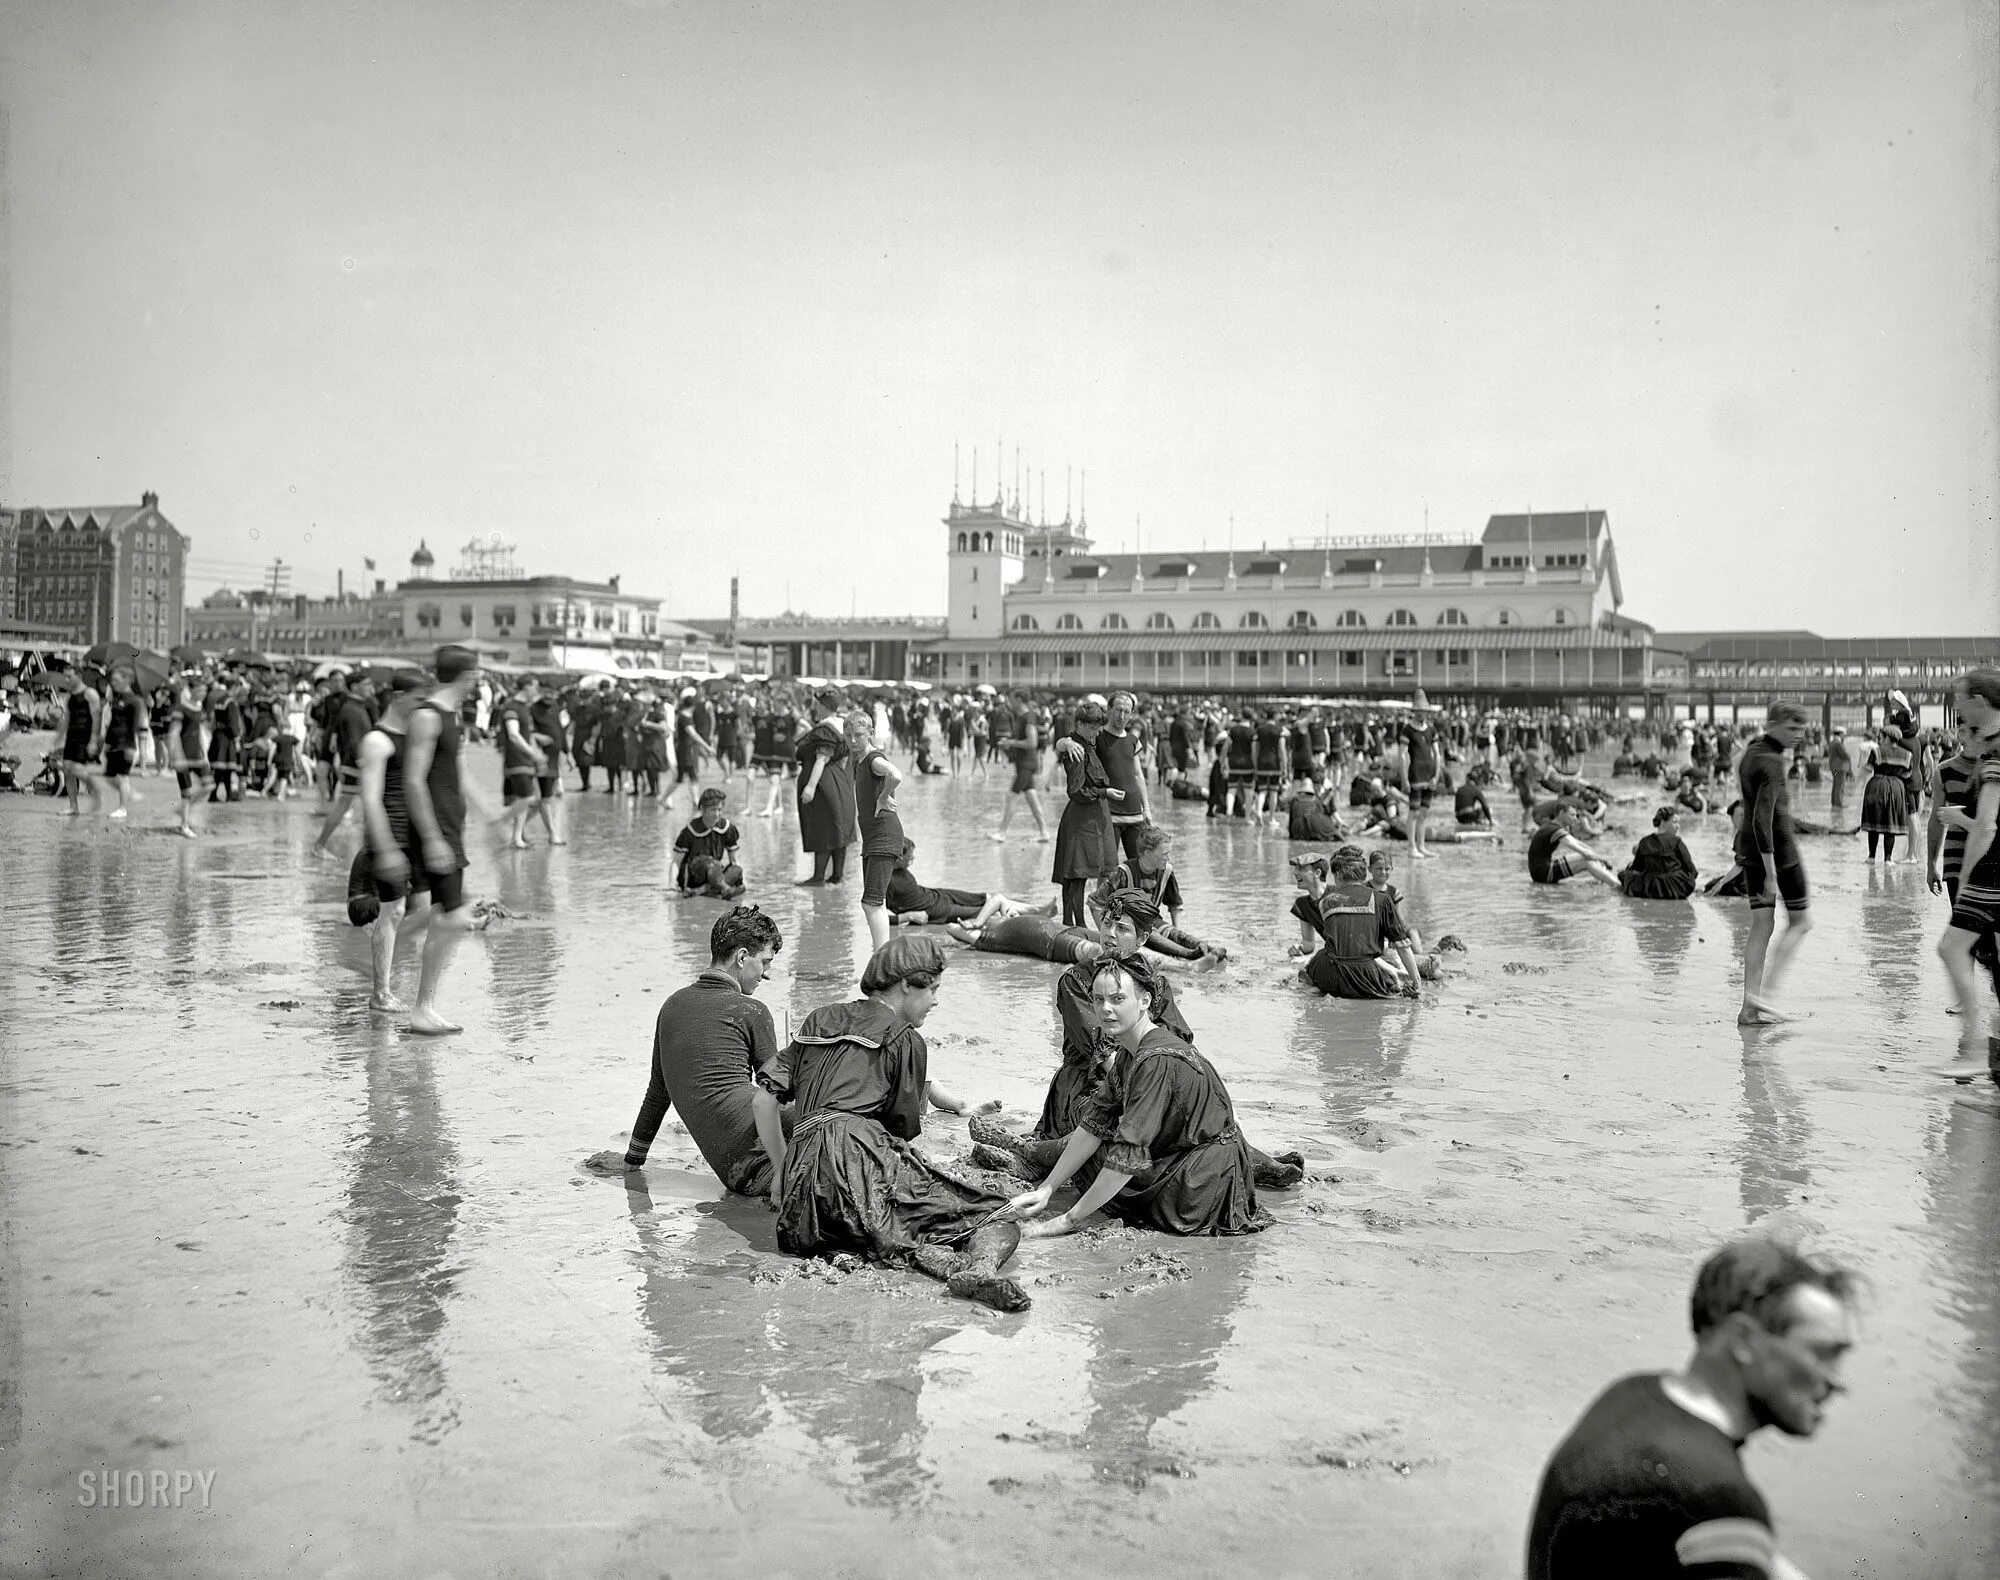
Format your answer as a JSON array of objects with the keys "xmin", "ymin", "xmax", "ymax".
[
  {"xmin": 1735, "ymin": 1032, "xmax": 1812, "ymax": 1226},
  {"xmin": 481, "ymin": 855, "xmax": 564, "ymax": 1049},
  {"xmin": 1075, "ymin": 1240, "xmax": 1253, "ymax": 1484},
  {"xmin": 1926, "ymin": 1097, "xmax": 2000, "ymax": 1515},
  {"xmin": 1626, "ymin": 901, "xmax": 1699, "ymax": 991},
  {"xmin": 617, "ymin": 1173, "xmax": 951, "ymax": 1505},
  {"xmin": 339, "ymin": 1032, "xmax": 464, "ymax": 1444},
  {"xmin": 1857, "ymin": 866, "xmax": 1924, "ymax": 1010}
]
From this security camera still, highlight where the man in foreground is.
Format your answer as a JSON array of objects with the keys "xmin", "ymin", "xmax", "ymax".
[{"xmin": 1527, "ymin": 1238, "xmax": 1857, "ymax": 1580}]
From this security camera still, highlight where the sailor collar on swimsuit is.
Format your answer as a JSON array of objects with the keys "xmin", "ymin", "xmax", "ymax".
[{"xmin": 794, "ymin": 997, "xmax": 904, "ymax": 1050}]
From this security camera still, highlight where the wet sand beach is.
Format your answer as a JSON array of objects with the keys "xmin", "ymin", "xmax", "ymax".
[{"xmin": 1, "ymin": 750, "xmax": 1994, "ymax": 1578}]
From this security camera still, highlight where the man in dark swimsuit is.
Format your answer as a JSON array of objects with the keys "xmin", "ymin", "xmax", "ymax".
[
  {"xmin": 313, "ymin": 672, "xmax": 378, "ymax": 855},
  {"xmin": 494, "ymin": 677, "xmax": 547, "ymax": 850},
  {"xmin": 99, "ymin": 668, "xmax": 144, "ymax": 819},
  {"xmin": 58, "ymin": 670, "xmax": 104, "ymax": 816},
  {"xmin": 1736, "ymin": 701, "xmax": 1813, "ymax": 1026},
  {"xmin": 992, "ymin": 690, "xmax": 1051, "ymax": 842},
  {"xmin": 399, "ymin": 648, "xmax": 481, "ymax": 1035},
  {"xmin": 585, "ymin": 906, "xmax": 790, "ymax": 1194},
  {"xmin": 528, "ymin": 687, "xmax": 568, "ymax": 846},
  {"xmin": 1528, "ymin": 1238, "xmax": 1857, "ymax": 1580}
]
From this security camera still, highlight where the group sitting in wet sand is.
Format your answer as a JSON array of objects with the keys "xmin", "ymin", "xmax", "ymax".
[{"xmin": 590, "ymin": 901, "xmax": 1294, "ymax": 1312}]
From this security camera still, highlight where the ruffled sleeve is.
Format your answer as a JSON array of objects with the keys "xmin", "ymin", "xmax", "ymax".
[{"xmin": 1097, "ymin": 1051, "xmax": 1176, "ymax": 1175}]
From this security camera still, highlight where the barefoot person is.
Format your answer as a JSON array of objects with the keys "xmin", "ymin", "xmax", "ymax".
[
  {"xmin": 1051, "ymin": 699, "xmax": 1120, "ymax": 926},
  {"xmin": 849, "ymin": 711, "xmax": 904, "ymax": 949},
  {"xmin": 312, "ymin": 671, "xmax": 377, "ymax": 855},
  {"xmin": 495, "ymin": 677, "xmax": 547, "ymax": 849},
  {"xmin": 398, "ymin": 647, "xmax": 481, "ymax": 1035},
  {"xmin": 1736, "ymin": 702, "xmax": 1814, "ymax": 1026},
  {"xmin": 56, "ymin": 670, "xmax": 104, "ymax": 817},
  {"xmin": 992, "ymin": 689, "xmax": 1051, "ymax": 844},
  {"xmin": 1001, "ymin": 953, "xmax": 1273, "ymax": 1238},
  {"xmin": 750, "ymin": 935, "xmax": 1031, "ymax": 1312},
  {"xmin": 1528, "ymin": 807, "xmax": 1622, "ymax": 888},
  {"xmin": 355, "ymin": 670, "xmax": 427, "ymax": 1013},
  {"xmin": 585, "ymin": 905, "xmax": 789, "ymax": 1193},
  {"xmin": 1527, "ymin": 1238, "xmax": 1857, "ymax": 1580},
  {"xmin": 1933, "ymin": 669, "xmax": 2000, "ymax": 1081},
  {"xmin": 885, "ymin": 837, "xmax": 1053, "ymax": 926},
  {"xmin": 794, "ymin": 687, "xmax": 856, "ymax": 886},
  {"xmin": 99, "ymin": 668, "xmax": 144, "ymax": 819},
  {"xmin": 673, "ymin": 788, "xmax": 746, "ymax": 899}
]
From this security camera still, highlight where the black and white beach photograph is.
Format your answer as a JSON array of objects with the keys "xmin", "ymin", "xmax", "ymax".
[{"xmin": 1, "ymin": 3, "xmax": 1997, "ymax": 1576}]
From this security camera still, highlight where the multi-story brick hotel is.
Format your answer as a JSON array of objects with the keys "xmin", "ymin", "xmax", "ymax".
[{"xmin": 920, "ymin": 492, "xmax": 1662, "ymax": 705}]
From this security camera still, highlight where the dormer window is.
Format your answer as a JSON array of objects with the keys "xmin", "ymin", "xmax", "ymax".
[
  {"xmin": 1066, "ymin": 561, "xmax": 1107, "ymax": 580},
  {"xmin": 1154, "ymin": 560, "xmax": 1195, "ymax": 579},
  {"xmin": 1245, "ymin": 557, "xmax": 1285, "ymax": 576}
]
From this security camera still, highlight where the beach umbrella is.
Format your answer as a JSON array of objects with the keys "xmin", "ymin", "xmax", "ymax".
[
  {"xmin": 84, "ymin": 640, "xmax": 142, "ymax": 669},
  {"xmin": 169, "ymin": 643, "xmax": 209, "ymax": 668},
  {"xmin": 221, "ymin": 648, "xmax": 276, "ymax": 668},
  {"xmin": 973, "ymin": 682, "xmax": 997, "ymax": 695},
  {"xmin": 130, "ymin": 651, "xmax": 173, "ymax": 691}
]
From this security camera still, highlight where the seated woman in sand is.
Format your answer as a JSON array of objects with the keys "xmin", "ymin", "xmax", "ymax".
[{"xmin": 1000, "ymin": 954, "xmax": 1274, "ymax": 1239}]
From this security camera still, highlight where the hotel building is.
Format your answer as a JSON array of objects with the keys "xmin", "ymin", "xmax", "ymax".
[{"xmin": 920, "ymin": 495, "xmax": 1663, "ymax": 704}]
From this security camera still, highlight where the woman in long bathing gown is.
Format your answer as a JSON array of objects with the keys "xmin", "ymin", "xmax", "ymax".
[
  {"xmin": 750, "ymin": 935, "xmax": 1029, "ymax": 1312},
  {"xmin": 1002, "ymin": 952, "xmax": 1273, "ymax": 1238}
]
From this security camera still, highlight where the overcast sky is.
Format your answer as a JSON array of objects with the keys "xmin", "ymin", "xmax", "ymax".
[{"xmin": 6, "ymin": 1, "xmax": 1996, "ymax": 634}]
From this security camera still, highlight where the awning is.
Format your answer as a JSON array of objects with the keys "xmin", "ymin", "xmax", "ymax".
[{"xmin": 929, "ymin": 626, "xmax": 1645, "ymax": 656}]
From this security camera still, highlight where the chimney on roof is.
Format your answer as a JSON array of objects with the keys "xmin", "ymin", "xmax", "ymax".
[
  {"xmin": 608, "ymin": 573, "xmax": 621, "ymax": 593},
  {"xmin": 141, "ymin": 491, "xmax": 158, "ymax": 509}
]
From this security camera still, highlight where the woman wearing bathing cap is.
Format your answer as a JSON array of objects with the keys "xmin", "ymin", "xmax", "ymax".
[{"xmin": 749, "ymin": 935, "xmax": 1028, "ymax": 1312}]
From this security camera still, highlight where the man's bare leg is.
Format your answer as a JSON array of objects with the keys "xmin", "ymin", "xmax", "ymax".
[
  {"xmin": 370, "ymin": 897, "xmax": 407, "ymax": 1011},
  {"xmin": 1740, "ymin": 906, "xmax": 1779, "ymax": 1023},
  {"xmin": 1024, "ymin": 789, "xmax": 1050, "ymax": 840},
  {"xmin": 314, "ymin": 789, "xmax": 357, "ymax": 854},
  {"xmin": 407, "ymin": 904, "xmax": 470, "ymax": 1035}
]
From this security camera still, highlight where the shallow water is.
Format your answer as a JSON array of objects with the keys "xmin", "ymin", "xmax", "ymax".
[{"xmin": 1, "ymin": 746, "xmax": 1994, "ymax": 1578}]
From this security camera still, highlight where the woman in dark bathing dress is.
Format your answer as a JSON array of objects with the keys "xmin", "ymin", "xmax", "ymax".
[
  {"xmin": 749, "ymin": 936, "xmax": 1029, "ymax": 1311},
  {"xmin": 1003, "ymin": 953, "xmax": 1272, "ymax": 1238},
  {"xmin": 1618, "ymin": 806, "xmax": 1699, "ymax": 900},
  {"xmin": 969, "ymin": 890, "xmax": 1302, "ymax": 1190},
  {"xmin": 795, "ymin": 686, "xmax": 857, "ymax": 885},
  {"xmin": 1050, "ymin": 698, "xmax": 1120, "ymax": 925}
]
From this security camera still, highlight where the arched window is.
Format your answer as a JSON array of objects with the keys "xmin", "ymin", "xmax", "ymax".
[
  {"xmin": 1144, "ymin": 611, "xmax": 1174, "ymax": 630},
  {"xmin": 1551, "ymin": 607, "xmax": 1570, "ymax": 626},
  {"xmin": 956, "ymin": 532, "xmax": 967, "ymax": 551},
  {"xmin": 1386, "ymin": 608, "xmax": 1417, "ymax": 627},
  {"xmin": 1010, "ymin": 613, "xmax": 1039, "ymax": 631},
  {"xmin": 1494, "ymin": 607, "xmax": 1518, "ymax": 627},
  {"xmin": 1191, "ymin": 611, "xmax": 1221, "ymax": 629},
  {"xmin": 1334, "ymin": 609, "xmax": 1366, "ymax": 628},
  {"xmin": 1436, "ymin": 607, "xmax": 1468, "ymax": 626},
  {"xmin": 983, "ymin": 532, "xmax": 993, "ymax": 551},
  {"xmin": 1055, "ymin": 612, "xmax": 1083, "ymax": 631},
  {"xmin": 1285, "ymin": 610, "xmax": 1317, "ymax": 630},
  {"xmin": 1100, "ymin": 612, "xmax": 1128, "ymax": 630},
  {"xmin": 1239, "ymin": 610, "xmax": 1269, "ymax": 629}
]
